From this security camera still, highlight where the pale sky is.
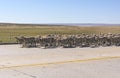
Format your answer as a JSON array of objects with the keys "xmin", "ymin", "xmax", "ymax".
[{"xmin": 0, "ymin": 0, "xmax": 120, "ymax": 24}]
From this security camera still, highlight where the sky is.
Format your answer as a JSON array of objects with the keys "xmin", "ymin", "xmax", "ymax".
[{"xmin": 0, "ymin": 0, "xmax": 120, "ymax": 24}]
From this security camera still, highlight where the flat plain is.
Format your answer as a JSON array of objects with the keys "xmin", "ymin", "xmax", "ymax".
[
  {"xmin": 0, "ymin": 24, "xmax": 120, "ymax": 43},
  {"xmin": 0, "ymin": 24, "xmax": 120, "ymax": 78}
]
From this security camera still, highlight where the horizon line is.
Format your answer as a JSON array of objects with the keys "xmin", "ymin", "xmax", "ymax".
[{"xmin": 0, "ymin": 22, "xmax": 120, "ymax": 25}]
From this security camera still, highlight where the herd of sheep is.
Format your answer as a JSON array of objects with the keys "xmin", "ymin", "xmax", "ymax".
[{"xmin": 15, "ymin": 33, "xmax": 120, "ymax": 48}]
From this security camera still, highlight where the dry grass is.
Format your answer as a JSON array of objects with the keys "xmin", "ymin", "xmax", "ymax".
[{"xmin": 0, "ymin": 25, "xmax": 120, "ymax": 43}]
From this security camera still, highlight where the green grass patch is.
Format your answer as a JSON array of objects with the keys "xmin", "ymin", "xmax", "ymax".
[{"xmin": 0, "ymin": 25, "xmax": 120, "ymax": 43}]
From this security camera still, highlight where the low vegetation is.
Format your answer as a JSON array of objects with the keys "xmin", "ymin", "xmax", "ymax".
[{"xmin": 0, "ymin": 24, "xmax": 120, "ymax": 43}]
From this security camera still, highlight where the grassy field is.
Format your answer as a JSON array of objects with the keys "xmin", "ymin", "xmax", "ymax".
[{"xmin": 0, "ymin": 24, "xmax": 120, "ymax": 43}]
